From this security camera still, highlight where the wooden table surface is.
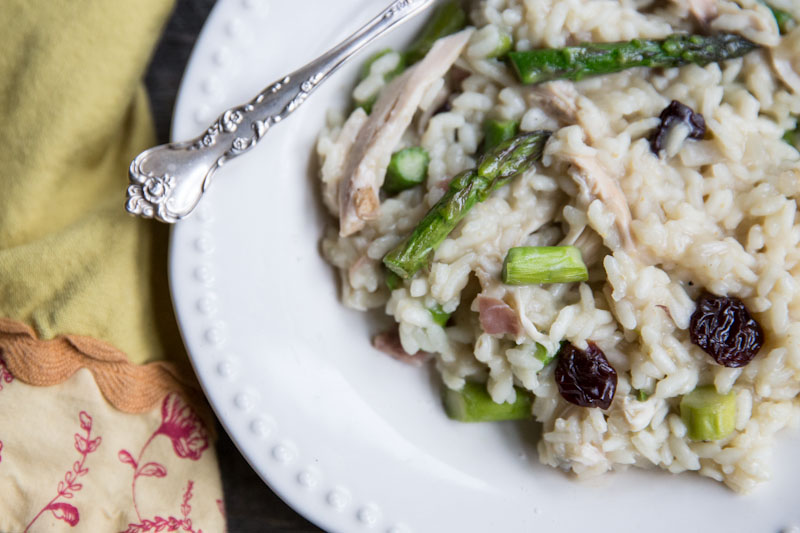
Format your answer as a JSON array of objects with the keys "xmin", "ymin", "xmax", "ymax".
[{"xmin": 145, "ymin": 1, "xmax": 324, "ymax": 531}]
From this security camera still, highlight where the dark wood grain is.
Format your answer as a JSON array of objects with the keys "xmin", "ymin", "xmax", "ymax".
[{"xmin": 145, "ymin": 1, "xmax": 323, "ymax": 531}]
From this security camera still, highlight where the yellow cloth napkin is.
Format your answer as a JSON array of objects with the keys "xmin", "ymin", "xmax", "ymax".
[
  {"xmin": 0, "ymin": 1, "xmax": 225, "ymax": 531},
  {"xmin": 0, "ymin": 0, "xmax": 187, "ymax": 368}
]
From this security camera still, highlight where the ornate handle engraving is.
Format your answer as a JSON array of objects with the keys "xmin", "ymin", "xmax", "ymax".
[{"xmin": 127, "ymin": 0, "xmax": 435, "ymax": 223}]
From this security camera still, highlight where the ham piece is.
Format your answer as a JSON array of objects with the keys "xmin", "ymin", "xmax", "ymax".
[
  {"xmin": 338, "ymin": 29, "xmax": 474, "ymax": 236},
  {"xmin": 478, "ymin": 296, "xmax": 522, "ymax": 337},
  {"xmin": 372, "ymin": 330, "xmax": 432, "ymax": 367}
]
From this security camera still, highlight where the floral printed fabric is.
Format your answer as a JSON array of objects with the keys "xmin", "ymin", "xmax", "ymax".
[{"xmin": 0, "ymin": 363, "xmax": 225, "ymax": 532}]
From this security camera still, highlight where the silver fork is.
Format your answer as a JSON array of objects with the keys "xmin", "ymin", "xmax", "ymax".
[{"xmin": 126, "ymin": 0, "xmax": 435, "ymax": 223}]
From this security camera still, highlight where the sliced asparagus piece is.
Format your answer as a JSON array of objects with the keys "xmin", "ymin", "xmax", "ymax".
[
  {"xmin": 444, "ymin": 381, "xmax": 532, "ymax": 422},
  {"xmin": 482, "ymin": 119, "xmax": 520, "ymax": 152},
  {"xmin": 680, "ymin": 385, "xmax": 737, "ymax": 441},
  {"xmin": 406, "ymin": 1, "xmax": 468, "ymax": 64},
  {"xmin": 502, "ymin": 246, "xmax": 588, "ymax": 285},
  {"xmin": 508, "ymin": 33, "xmax": 759, "ymax": 85},
  {"xmin": 383, "ymin": 147, "xmax": 430, "ymax": 194},
  {"xmin": 383, "ymin": 131, "xmax": 552, "ymax": 278}
]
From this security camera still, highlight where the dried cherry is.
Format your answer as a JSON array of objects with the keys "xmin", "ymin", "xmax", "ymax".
[
  {"xmin": 649, "ymin": 100, "xmax": 706, "ymax": 154},
  {"xmin": 689, "ymin": 292, "xmax": 764, "ymax": 368},
  {"xmin": 555, "ymin": 342, "xmax": 617, "ymax": 409}
]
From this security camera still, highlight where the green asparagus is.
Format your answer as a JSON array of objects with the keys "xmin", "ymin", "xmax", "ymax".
[
  {"xmin": 508, "ymin": 33, "xmax": 759, "ymax": 85},
  {"xmin": 405, "ymin": 1, "xmax": 468, "ymax": 64},
  {"xmin": 502, "ymin": 246, "xmax": 588, "ymax": 285},
  {"xmin": 383, "ymin": 131, "xmax": 552, "ymax": 278},
  {"xmin": 383, "ymin": 147, "xmax": 430, "ymax": 194},
  {"xmin": 482, "ymin": 119, "xmax": 520, "ymax": 152},
  {"xmin": 680, "ymin": 385, "xmax": 737, "ymax": 441},
  {"xmin": 443, "ymin": 381, "xmax": 532, "ymax": 422}
]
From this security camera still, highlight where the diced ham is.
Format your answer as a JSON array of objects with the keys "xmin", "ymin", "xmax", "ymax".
[
  {"xmin": 338, "ymin": 29, "xmax": 474, "ymax": 237},
  {"xmin": 478, "ymin": 296, "xmax": 522, "ymax": 337},
  {"xmin": 372, "ymin": 330, "xmax": 432, "ymax": 367}
]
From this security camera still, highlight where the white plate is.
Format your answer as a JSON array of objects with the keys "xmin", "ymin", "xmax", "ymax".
[{"xmin": 169, "ymin": 1, "xmax": 800, "ymax": 532}]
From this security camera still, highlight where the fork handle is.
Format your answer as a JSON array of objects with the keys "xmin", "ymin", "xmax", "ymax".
[{"xmin": 126, "ymin": 0, "xmax": 434, "ymax": 223}]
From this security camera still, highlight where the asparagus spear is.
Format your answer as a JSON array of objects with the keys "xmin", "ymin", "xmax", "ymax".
[
  {"xmin": 383, "ymin": 131, "xmax": 552, "ymax": 278},
  {"xmin": 482, "ymin": 119, "xmax": 520, "ymax": 152},
  {"xmin": 508, "ymin": 33, "xmax": 759, "ymax": 85}
]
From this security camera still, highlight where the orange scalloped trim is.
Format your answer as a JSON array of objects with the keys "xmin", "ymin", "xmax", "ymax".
[{"xmin": 0, "ymin": 317, "xmax": 214, "ymax": 429}]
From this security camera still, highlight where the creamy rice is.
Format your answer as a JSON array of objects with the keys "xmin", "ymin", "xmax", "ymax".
[{"xmin": 317, "ymin": 0, "xmax": 800, "ymax": 492}]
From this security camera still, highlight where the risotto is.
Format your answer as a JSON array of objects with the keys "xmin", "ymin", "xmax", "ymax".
[{"xmin": 316, "ymin": 0, "xmax": 800, "ymax": 493}]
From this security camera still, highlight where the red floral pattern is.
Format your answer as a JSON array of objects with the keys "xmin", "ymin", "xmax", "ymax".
[
  {"xmin": 120, "ymin": 393, "xmax": 211, "ymax": 522},
  {"xmin": 121, "ymin": 480, "xmax": 202, "ymax": 533},
  {"xmin": 24, "ymin": 411, "xmax": 101, "ymax": 531},
  {"xmin": 156, "ymin": 393, "xmax": 209, "ymax": 461}
]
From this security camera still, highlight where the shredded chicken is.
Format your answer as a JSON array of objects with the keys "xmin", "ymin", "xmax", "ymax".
[
  {"xmin": 415, "ymin": 82, "xmax": 450, "ymax": 137},
  {"xmin": 372, "ymin": 330, "xmax": 432, "ymax": 366},
  {"xmin": 338, "ymin": 29, "xmax": 474, "ymax": 237},
  {"xmin": 477, "ymin": 296, "xmax": 522, "ymax": 337},
  {"xmin": 771, "ymin": 26, "xmax": 800, "ymax": 94},
  {"xmin": 529, "ymin": 81, "xmax": 610, "ymax": 142},
  {"xmin": 568, "ymin": 155, "xmax": 635, "ymax": 251},
  {"xmin": 561, "ymin": 228, "xmax": 604, "ymax": 267},
  {"xmin": 321, "ymin": 108, "xmax": 368, "ymax": 215},
  {"xmin": 529, "ymin": 80, "xmax": 579, "ymax": 125}
]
